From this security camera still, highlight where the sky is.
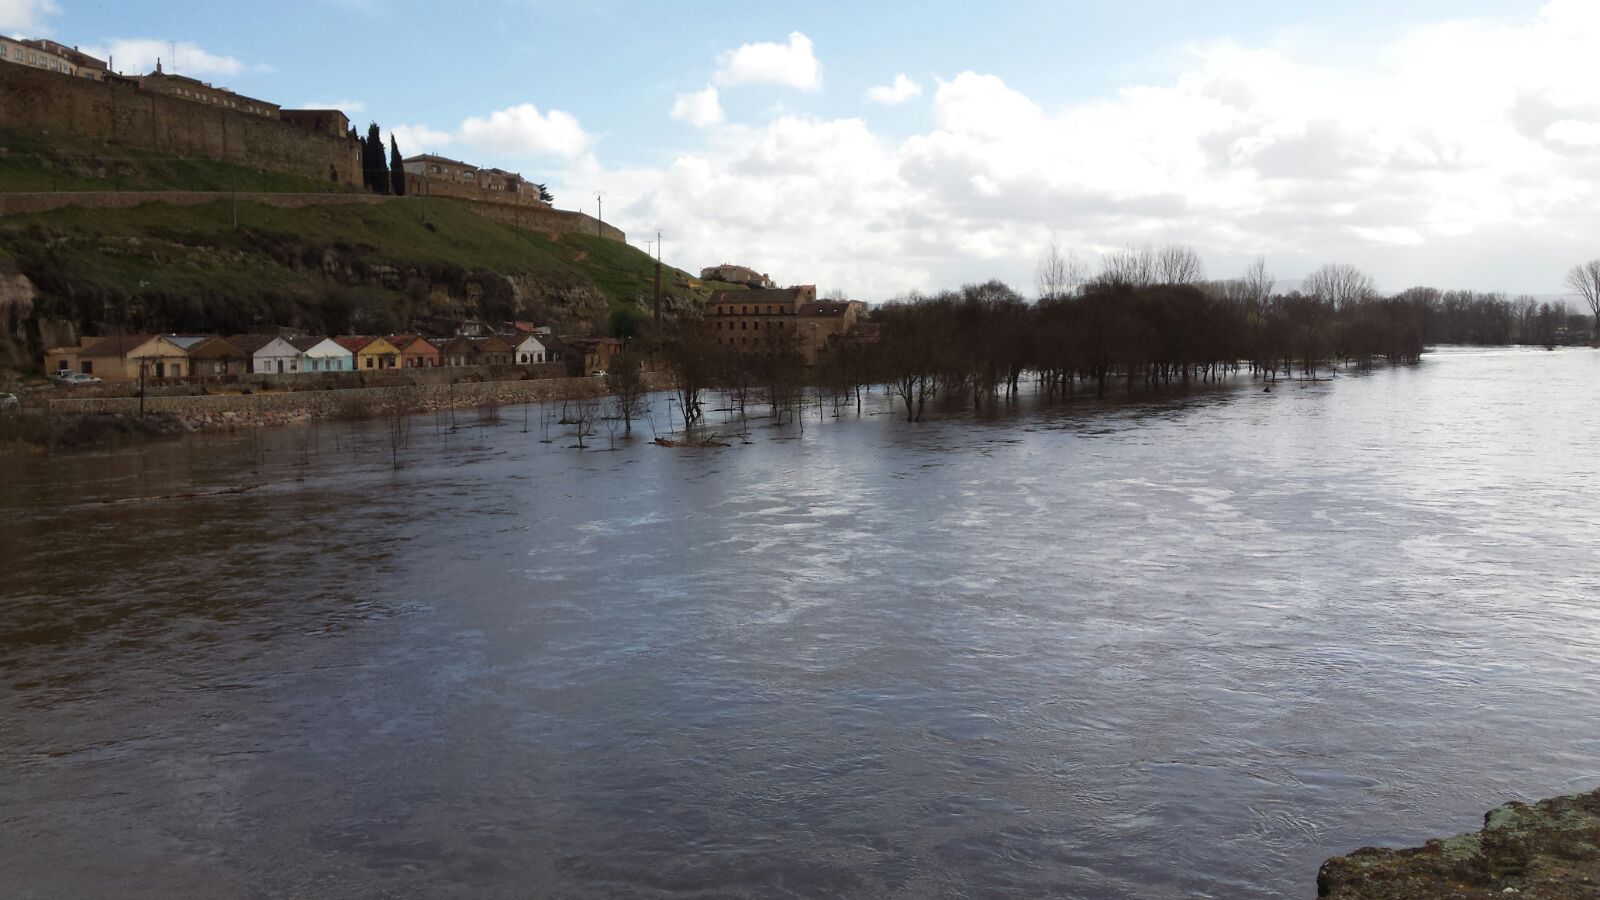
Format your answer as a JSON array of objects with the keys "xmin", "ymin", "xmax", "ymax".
[{"xmin": 5, "ymin": 0, "xmax": 1598, "ymax": 301}]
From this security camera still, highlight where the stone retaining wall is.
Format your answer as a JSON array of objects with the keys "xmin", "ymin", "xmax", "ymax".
[{"xmin": 46, "ymin": 373, "xmax": 671, "ymax": 430}]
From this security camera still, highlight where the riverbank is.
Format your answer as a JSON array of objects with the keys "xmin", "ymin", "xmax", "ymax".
[
  {"xmin": 1, "ymin": 372, "xmax": 672, "ymax": 451},
  {"xmin": 41, "ymin": 372, "xmax": 671, "ymax": 431},
  {"xmin": 1318, "ymin": 788, "xmax": 1600, "ymax": 898}
]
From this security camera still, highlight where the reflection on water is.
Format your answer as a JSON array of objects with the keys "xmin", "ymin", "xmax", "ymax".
[{"xmin": 3, "ymin": 347, "xmax": 1599, "ymax": 898}]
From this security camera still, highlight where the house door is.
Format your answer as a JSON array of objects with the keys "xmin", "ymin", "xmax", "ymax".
[
  {"xmin": 277, "ymin": 359, "xmax": 284, "ymax": 374},
  {"xmin": 154, "ymin": 362, "xmax": 165, "ymax": 378}
]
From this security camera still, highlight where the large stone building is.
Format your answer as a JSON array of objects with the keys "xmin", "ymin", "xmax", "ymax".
[
  {"xmin": 0, "ymin": 37, "xmax": 106, "ymax": 80},
  {"xmin": 138, "ymin": 60, "xmax": 278, "ymax": 118},
  {"xmin": 707, "ymin": 286, "xmax": 866, "ymax": 364},
  {"xmin": 279, "ymin": 108, "xmax": 351, "ymax": 139},
  {"xmin": 403, "ymin": 156, "xmax": 550, "ymax": 204}
]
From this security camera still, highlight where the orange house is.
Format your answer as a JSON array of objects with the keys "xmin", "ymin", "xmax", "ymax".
[{"xmin": 389, "ymin": 335, "xmax": 442, "ymax": 368}]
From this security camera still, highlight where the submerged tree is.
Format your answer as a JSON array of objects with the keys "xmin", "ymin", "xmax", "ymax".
[
  {"xmin": 604, "ymin": 352, "xmax": 648, "ymax": 436},
  {"xmin": 1565, "ymin": 259, "xmax": 1600, "ymax": 340}
]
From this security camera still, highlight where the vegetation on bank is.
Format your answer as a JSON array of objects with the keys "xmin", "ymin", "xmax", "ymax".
[
  {"xmin": 0, "ymin": 197, "xmax": 723, "ymax": 346},
  {"xmin": 0, "ymin": 411, "xmax": 190, "ymax": 452}
]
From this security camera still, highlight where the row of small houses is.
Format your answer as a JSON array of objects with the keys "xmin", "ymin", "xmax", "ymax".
[{"xmin": 43, "ymin": 331, "xmax": 602, "ymax": 383}]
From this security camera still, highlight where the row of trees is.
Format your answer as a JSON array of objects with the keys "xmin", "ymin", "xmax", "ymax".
[
  {"xmin": 646, "ymin": 247, "xmax": 1595, "ymax": 427},
  {"xmin": 355, "ymin": 122, "xmax": 406, "ymax": 196}
]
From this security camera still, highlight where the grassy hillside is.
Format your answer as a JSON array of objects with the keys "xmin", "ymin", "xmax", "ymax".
[{"xmin": 1, "ymin": 196, "xmax": 731, "ymax": 343}]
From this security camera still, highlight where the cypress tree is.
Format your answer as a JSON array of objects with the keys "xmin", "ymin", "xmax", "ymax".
[
  {"xmin": 389, "ymin": 136, "xmax": 406, "ymax": 197},
  {"xmin": 365, "ymin": 122, "xmax": 390, "ymax": 195}
]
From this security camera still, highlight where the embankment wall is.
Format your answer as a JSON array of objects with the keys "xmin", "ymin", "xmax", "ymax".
[{"xmin": 45, "ymin": 373, "xmax": 670, "ymax": 430}]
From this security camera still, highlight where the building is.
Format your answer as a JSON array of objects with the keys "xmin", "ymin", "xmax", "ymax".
[
  {"xmin": 279, "ymin": 109, "xmax": 351, "ymax": 138},
  {"xmin": 186, "ymin": 336, "xmax": 250, "ymax": 376},
  {"xmin": 336, "ymin": 335, "xmax": 402, "ymax": 370},
  {"xmin": 138, "ymin": 59, "xmax": 278, "ymax": 118},
  {"xmin": 389, "ymin": 335, "xmax": 442, "ymax": 369},
  {"xmin": 252, "ymin": 336, "xmax": 303, "ymax": 375},
  {"xmin": 402, "ymin": 154, "xmax": 478, "ymax": 185},
  {"xmin": 706, "ymin": 286, "xmax": 865, "ymax": 364},
  {"xmin": 560, "ymin": 336, "xmax": 623, "ymax": 375},
  {"xmin": 44, "ymin": 334, "xmax": 191, "ymax": 381},
  {"xmin": 701, "ymin": 264, "xmax": 774, "ymax": 288},
  {"xmin": 291, "ymin": 336, "xmax": 354, "ymax": 373},
  {"xmin": 505, "ymin": 333, "xmax": 549, "ymax": 365},
  {"xmin": 0, "ymin": 37, "xmax": 106, "ymax": 80}
]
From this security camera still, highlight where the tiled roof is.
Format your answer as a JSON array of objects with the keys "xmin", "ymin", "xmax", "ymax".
[{"xmin": 80, "ymin": 334, "xmax": 155, "ymax": 355}]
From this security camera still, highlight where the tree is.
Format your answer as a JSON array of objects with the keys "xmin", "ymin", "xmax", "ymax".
[
  {"xmin": 1565, "ymin": 259, "xmax": 1600, "ymax": 340},
  {"xmin": 1036, "ymin": 241, "xmax": 1084, "ymax": 300},
  {"xmin": 362, "ymin": 122, "xmax": 390, "ymax": 195},
  {"xmin": 604, "ymin": 352, "xmax": 647, "ymax": 436},
  {"xmin": 535, "ymin": 183, "xmax": 554, "ymax": 204},
  {"xmin": 1156, "ymin": 244, "xmax": 1204, "ymax": 285},
  {"xmin": 389, "ymin": 136, "xmax": 406, "ymax": 197}
]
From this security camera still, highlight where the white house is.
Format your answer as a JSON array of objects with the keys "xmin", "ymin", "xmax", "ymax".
[
  {"xmin": 253, "ymin": 336, "xmax": 303, "ymax": 375},
  {"xmin": 291, "ymin": 336, "xmax": 354, "ymax": 373},
  {"xmin": 507, "ymin": 334, "xmax": 548, "ymax": 364}
]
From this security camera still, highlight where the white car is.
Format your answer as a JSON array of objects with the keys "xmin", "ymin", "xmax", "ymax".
[
  {"xmin": 0, "ymin": 392, "xmax": 17, "ymax": 411},
  {"xmin": 55, "ymin": 372, "xmax": 104, "ymax": 387}
]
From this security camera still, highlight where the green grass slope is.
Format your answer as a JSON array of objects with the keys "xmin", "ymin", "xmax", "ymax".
[
  {"xmin": 1, "ymin": 196, "xmax": 725, "ymax": 339},
  {"xmin": 0, "ymin": 128, "xmax": 343, "ymax": 194}
]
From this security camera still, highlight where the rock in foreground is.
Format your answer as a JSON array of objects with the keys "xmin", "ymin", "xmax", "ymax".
[{"xmin": 1318, "ymin": 788, "xmax": 1600, "ymax": 898}]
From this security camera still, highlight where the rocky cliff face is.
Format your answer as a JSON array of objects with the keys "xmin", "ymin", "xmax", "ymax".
[
  {"xmin": 0, "ymin": 260, "xmax": 40, "ymax": 374},
  {"xmin": 1318, "ymin": 788, "xmax": 1600, "ymax": 898}
]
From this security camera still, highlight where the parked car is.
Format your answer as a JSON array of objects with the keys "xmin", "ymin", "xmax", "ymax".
[
  {"xmin": 54, "ymin": 372, "xmax": 103, "ymax": 387},
  {"xmin": 0, "ymin": 392, "xmax": 18, "ymax": 411}
]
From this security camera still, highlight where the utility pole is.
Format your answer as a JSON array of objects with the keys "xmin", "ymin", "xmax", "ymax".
[
  {"xmin": 653, "ymin": 229, "xmax": 663, "ymax": 332},
  {"xmin": 594, "ymin": 191, "xmax": 605, "ymax": 237}
]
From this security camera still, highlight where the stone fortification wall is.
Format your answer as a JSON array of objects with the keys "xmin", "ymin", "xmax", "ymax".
[
  {"xmin": 0, "ymin": 62, "xmax": 361, "ymax": 186},
  {"xmin": 45, "ymin": 372, "xmax": 671, "ymax": 429}
]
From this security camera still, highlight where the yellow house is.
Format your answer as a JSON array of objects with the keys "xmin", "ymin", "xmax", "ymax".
[
  {"xmin": 46, "ymin": 334, "xmax": 192, "ymax": 381},
  {"xmin": 336, "ymin": 335, "xmax": 402, "ymax": 371}
]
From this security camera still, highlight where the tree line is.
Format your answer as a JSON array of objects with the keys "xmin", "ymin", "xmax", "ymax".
[{"xmin": 651, "ymin": 245, "xmax": 1595, "ymax": 427}]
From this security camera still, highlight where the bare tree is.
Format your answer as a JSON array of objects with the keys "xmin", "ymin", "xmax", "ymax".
[
  {"xmin": 1565, "ymin": 259, "xmax": 1600, "ymax": 340},
  {"xmin": 1036, "ymin": 241, "xmax": 1070, "ymax": 301},
  {"xmin": 567, "ymin": 398, "xmax": 599, "ymax": 449},
  {"xmin": 1099, "ymin": 244, "xmax": 1157, "ymax": 288},
  {"xmin": 604, "ymin": 351, "xmax": 648, "ymax": 436},
  {"xmin": 1244, "ymin": 256, "xmax": 1275, "ymax": 306},
  {"xmin": 1304, "ymin": 262, "xmax": 1376, "ymax": 310},
  {"xmin": 1156, "ymin": 244, "xmax": 1204, "ymax": 285}
]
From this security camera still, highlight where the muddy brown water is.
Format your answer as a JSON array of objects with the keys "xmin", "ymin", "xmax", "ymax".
[{"xmin": 2, "ymin": 347, "xmax": 1598, "ymax": 898}]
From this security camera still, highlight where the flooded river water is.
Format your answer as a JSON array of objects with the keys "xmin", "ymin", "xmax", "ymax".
[{"xmin": 3, "ymin": 347, "xmax": 1599, "ymax": 898}]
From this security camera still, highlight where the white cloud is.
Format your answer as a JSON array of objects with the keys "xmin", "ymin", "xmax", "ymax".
[
  {"xmin": 1545, "ymin": 119, "xmax": 1600, "ymax": 148},
  {"xmin": 302, "ymin": 99, "xmax": 366, "ymax": 114},
  {"xmin": 0, "ymin": 0, "xmax": 58, "ymax": 34},
  {"xmin": 422, "ymin": 3, "xmax": 1600, "ymax": 299},
  {"xmin": 714, "ymin": 32, "xmax": 820, "ymax": 91},
  {"xmin": 390, "ymin": 123, "xmax": 456, "ymax": 153},
  {"xmin": 671, "ymin": 85, "xmax": 724, "ymax": 128},
  {"xmin": 866, "ymin": 74, "xmax": 923, "ymax": 105},
  {"xmin": 86, "ymin": 38, "xmax": 265, "ymax": 77},
  {"xmin": 458, "ymin": 103, "xmax": 593, "ymax": 160}
]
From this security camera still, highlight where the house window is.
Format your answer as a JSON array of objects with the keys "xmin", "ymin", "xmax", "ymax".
[
  {"xmin": 82, "ymin": 361, "xmax": 93, "ymax": 374},
  {"xmin": 365, "ymin": 357, "xmax": 374, "ymax": 368},
  {"xmin": 56, "ymin": 359, "xmax": 67, "ymax": 371}
]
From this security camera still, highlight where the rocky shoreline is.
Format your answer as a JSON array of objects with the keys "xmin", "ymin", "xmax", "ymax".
[{"xmin": 1318, "ymin": 788, "xmax": 1600, "ymax": 898}]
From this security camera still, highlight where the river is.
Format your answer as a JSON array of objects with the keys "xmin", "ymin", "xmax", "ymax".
[{"xmin": 2, "ymin": 346, "xmax": 1598, "ymax": 898}]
